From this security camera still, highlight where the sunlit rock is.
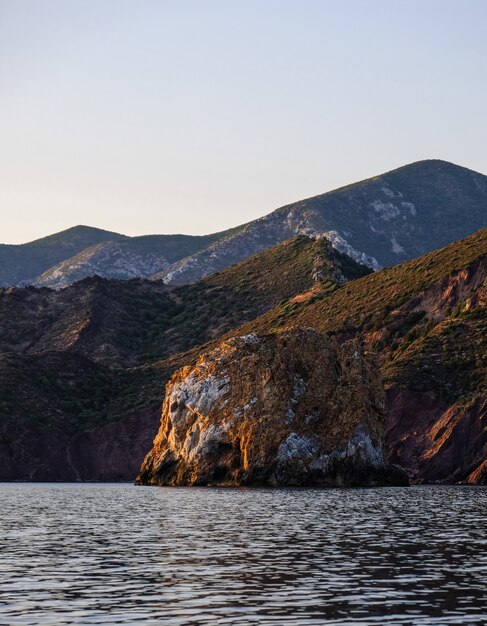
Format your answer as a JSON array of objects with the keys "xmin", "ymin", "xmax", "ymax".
[{"xmin": 137, "ymin": 327, "xmax": 408, "ymax": 487}]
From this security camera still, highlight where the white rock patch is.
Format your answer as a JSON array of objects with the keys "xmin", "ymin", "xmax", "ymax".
[
  {"xmin": 391, "ymin": 236, "xmax": 405, "ymax": 254},
  {"xmin": 381, "ymin": 186, "xmax": 395, "ymax": 198},
  {"xmin": 278, "ymin": 433, "xmax": 318, "ymax": 461},
  {"xmin": 169, "ymin": 374, "xmax": 229, "ymax": 426},
  {"xmin": 184, "ymin": 424, "xmax": 226, "ymax": 462},
  {"xmin": 371, "ymin": 200, "xmax": 401, "ymax": 221},
  {"xmin": 401, "ymin": 201, "xmax": 416, "ymax": 216},
  {"xmin": 325, "ymin": 231, "xmax": 381, "ymax": 271}
]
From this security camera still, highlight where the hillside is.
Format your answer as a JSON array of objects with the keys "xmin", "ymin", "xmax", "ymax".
[
  {"xmin": 32, "ymin": 233, "xmax": 224, "ymax": 288},
  {"xmin": 0, "ymin": 237, "xmax": 368, "ymax": 367},
  {"xmin": 0, "ymin": 228, "xmax": 485, "ymax": 484},
  {"xmin": 156, "ymin": 159, "xmax": 487, "ymax": 284},
  {"xmin": 0, "ymin": 237, "xmax": 367, "ymax": 480},
  {"xmin": 0, "ymin": 351, "xmax": 167, "ymax": 480},
  {"xmin": 236, "ymin": 228, "xmax": 487, "ymax": 484}
]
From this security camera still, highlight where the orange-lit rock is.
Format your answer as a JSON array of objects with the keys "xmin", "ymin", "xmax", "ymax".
[{"xmin": 137, "ymin": 328, "xmax": 407, "ymax": 487}]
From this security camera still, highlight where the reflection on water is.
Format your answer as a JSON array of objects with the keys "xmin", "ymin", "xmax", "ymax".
[{"xmin": 0, "ymin": 483, "xmax": 485, "ymax": 625}]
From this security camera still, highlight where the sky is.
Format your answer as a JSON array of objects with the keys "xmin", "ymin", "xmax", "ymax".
[{"xmin": 1, "ymin": 0, "xmax": 487, "ymax": 244}]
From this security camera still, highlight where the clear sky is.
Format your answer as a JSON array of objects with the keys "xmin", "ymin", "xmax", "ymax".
[{"xmin": 1, "ymin": 0, "xmax": 486, "ymax": 244}]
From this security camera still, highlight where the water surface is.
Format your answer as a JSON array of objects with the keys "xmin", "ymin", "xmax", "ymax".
[{"xmin": 0, "ymin": 484, "xmax": 485, "ymax": 625}]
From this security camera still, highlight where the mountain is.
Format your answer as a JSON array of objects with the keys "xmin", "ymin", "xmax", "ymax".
[
  {"xmin": 0, "ymin": 236, "xmax": 367, "ymax": 480},
  {"xmin": 32, "ymin": 233, "xmax": 225, "ymax": 288},
  {"xmin": 0, "ymin": 225, "xmax": 126, "ymax": 286},
  {"xmin": 0, "ymin": 223, "xmax": 485, "ymax": 484},
  {"xmin": 154, "ymin": 159, "xmax": 487, "ymax": 284},
  {"xmin": 2, "ymin": 159, "xmax": 486, "ymax": 289}
]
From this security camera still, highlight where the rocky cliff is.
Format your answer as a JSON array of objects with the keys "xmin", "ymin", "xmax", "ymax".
[
  {"xmin": 1, "ymin": 228, "xmax": 485, "ymax": 483},
  {"xmin": 137, "ymin": 328, "xmax": 407, "ymax": 487},
  {"xmin": 238, "ymin": 229, "xmax": 487, "ymax": 484}
]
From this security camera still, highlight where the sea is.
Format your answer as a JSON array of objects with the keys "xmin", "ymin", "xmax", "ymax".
[{"xmin": 0, "ymin": 483, "xmax": 485, "ymax": 625}]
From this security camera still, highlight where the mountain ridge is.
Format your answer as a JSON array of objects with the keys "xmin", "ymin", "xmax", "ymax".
[
  {"xmin": 0, "ymin": 234, "xmax": 368, "ymax": 480},
  {"xmin": 0, "ymin": 225, "xmax": 126, "ymax": 286},
  {"xmin": 2, "ymin": 159, "xmax": 486, "ymax": 288},
  {"xmin": 155, "ymin": 159, "xmax": 487, "ymax": 284}
]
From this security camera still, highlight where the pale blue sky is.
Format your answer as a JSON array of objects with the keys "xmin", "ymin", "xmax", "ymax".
[{"xmin": 1, "ymin": 0, "xmax": 486, "ymax": 243}]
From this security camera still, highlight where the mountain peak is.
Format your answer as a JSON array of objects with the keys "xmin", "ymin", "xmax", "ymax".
[
  {"xmin": 27, "ymin": 224, "xmax": 126, "ymax": 247},
  {"xmin": 1, "ymin": 160, "xmax": 486, "ymax": 288}
]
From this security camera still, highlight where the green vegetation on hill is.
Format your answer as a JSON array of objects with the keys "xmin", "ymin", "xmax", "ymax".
[
  {"xmin": 0, "ymin": 225, "xmax": 126, "ymax": 286},
  {"xmin": 385, "ymin": 304, "xmax": 487, "ymax": 403},
  {"xmin": 0, "ymin": 236, "xmax": 370, "ymax": 367},
  {"xmin": 239, "ymin": 228, "xmax": 487, "ymax": 405},
  {"xmin": 0, "ymin": 236, "xmax": 368, "ymax": 435},
  {"xmin": 158, "ymin": 159, "xmax": 487, "ymax": 286},
  {"xmin": 0, "ymin": 225, "xmax": 235, "ymax": 288},
  {"xmin": 274, "ymin": 159, "xmax": 487, "ymax": 269}
]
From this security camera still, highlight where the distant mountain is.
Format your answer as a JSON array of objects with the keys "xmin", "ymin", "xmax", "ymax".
[
  {"xmin": 0, "ymin": 225, "xmax": 126, "ymax": 286},
  {"xmin": 2, "ymin": 160, "xmax": 486, "ymax": 288},
  {"xmin": 155, "ymin": 160, "xmax": 487, "ymax": 284},
  {"xmin": 32, "ymin": 233, "xmax": 224, "ymax": 288}
]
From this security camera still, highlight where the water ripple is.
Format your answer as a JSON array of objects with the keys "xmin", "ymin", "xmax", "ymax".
[{"xmin": 0, "ymin": 484, "xmax": 485, "ymax": 625}]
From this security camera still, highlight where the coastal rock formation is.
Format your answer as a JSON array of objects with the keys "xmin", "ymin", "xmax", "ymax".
[
  {"xmin": 137, "ymin": 328, "xmax": 407, "ymax": 487},
  {"xmin": 242, "ymin": 229, "xmax": 487, "ymax": 484}
]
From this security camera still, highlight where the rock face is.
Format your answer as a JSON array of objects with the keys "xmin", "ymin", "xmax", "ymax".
[
  {"xmin": 0, "ymin": 407, "xmax": 161, "ymax": 482},
  {"xmin": 242, "ymin": 228, "xmax": 487, "ymax": 484},
  {"xmin": 0, "ymin": 238, "xmax": 369, "ymax": 482},
  {"xmin": 137, "ymin": 328, "xmax": 407, "ymax": 487},
  {"xmin": 385, "ymin": 390, "xmax": 487, "ymax": 485}
]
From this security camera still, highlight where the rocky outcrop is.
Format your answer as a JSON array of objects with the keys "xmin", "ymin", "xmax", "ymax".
[{"xmin": 137, "ymin": 328, "xmax": 407, "ymax": 487}]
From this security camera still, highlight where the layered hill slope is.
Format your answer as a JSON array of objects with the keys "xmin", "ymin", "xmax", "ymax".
[
  {"xmin": 0, "ymin": 237, "xmax": 366, "ymax": 480},
  {"xmin": 0, "ymin": 228, "xmax": 485, "ymax": 483},
  {"xmin": 2, "ymin": 160, "xmax": 486, "ymax": 289},
  {"xmin": 155, "ymin": 159, "xmax": 487, "ymax": 284}
]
